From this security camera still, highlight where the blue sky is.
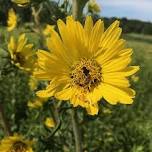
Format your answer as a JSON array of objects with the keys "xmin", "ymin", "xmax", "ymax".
[{"xmin": 97, "ymin": 0, "xmax": 152, "ymax": 22}]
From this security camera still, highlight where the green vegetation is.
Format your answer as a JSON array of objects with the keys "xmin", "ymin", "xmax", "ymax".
[
  {"xmin": 0, "ymin": 27, "xmax": 152, "ymax": 151},
  {"xmin": 0, "ymin": 0, "xmax": 152, "ymax": 151}
]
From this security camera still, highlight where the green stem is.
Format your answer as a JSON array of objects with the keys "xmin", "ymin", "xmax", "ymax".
[
  {"xmin": 71, "ymin": 0, "xmax": 89, "ymax": 151},
  {"xmin": 72, "ymin": 0, "xmax": 79, "ymax": 20},
  {"xmin": 31, "ymin": 4, "xmax": 43, "ymax": 27},
  {"xmin": 72, "ymin": 0, "xmax": 89, "ymax": 20},
  {"xmin": 0, "ymin": 103, "xmax": 11, "ymax": 136},
  {"xmin": 71, "ymin": 109, "xmax": 82, "ymax": 152}
]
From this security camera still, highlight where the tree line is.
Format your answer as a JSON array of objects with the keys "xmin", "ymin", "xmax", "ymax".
[{"xmin": 103, "ymin": 17, "xmax": 152, "ymax": 35}]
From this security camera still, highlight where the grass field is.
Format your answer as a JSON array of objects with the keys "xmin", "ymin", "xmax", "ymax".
[{"xmin": 125, "ymin": 33, "xmax": 152, "ymax": 120}]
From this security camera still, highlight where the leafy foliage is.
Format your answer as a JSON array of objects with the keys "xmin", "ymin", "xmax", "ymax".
[{"xmin": 0, "ymin": 1, "xmax": 152, "ymax": 152}]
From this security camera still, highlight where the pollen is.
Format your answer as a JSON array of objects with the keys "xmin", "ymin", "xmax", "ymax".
[
  {"xmin": 70, "ymin": 58, "xmax": 102, "ymax": 92},
  {"xmin": 10, "ymin": 141, "xmax": 27, "ymax": 152}
]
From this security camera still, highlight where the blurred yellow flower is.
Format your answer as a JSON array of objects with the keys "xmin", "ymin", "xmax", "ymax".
[
  {"xmin": 88, "ymin": 0, "xmax": 101, "ymax": 13},
  {"xmin": 8, "ymin": 34, "xmax": 36, "ymax": 72},
  {"xmin": 29, "ymin": 76, "xmax": 38, "ymax": 91},
  {"xmin": 34, "ymin": 16, "xmax": 139, "ymax": 115},
  {"xmin": 11, "ymin": 0, "xmax": 30, "ymax": 7},
  {"xmin": 103, "ymin": 108, "xmax": 112, "ymax": 114},
  {"xmin": 0, "ymin": 134, "xmax": 33, "ymax": 152},
  {"xmin": 44, "ymin": 117, "xmax": 55, "ymax": 128},
  {"xmin": 43, "ymin": 24, "xmax": 54, "ymax": 36},
  {"xmin": 28, "ymin": 97, "xmax": 47, "ymax": 108},
  {"xmin": 131, "ymin": 75, "xmax": 139, "ymax": 83},
  {"xmin": 7, "ymin": 8, "xmax": 17, "ymax": 31},
  {"xmin": 43, "ymin": 24, "xmax": 55, "ymax": 50}
]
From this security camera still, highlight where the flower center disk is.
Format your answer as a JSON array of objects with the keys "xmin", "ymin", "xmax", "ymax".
[
  {"xmin": 14, "ymin": 52, "xmax": 25, "ymax": 66},
  {"xmin": 70, "ymin": 58, "xmax": 102, "ymax": 92},
  {"xmin": 10, "ymin": 141, "xmax": 27, "ymax": 152}
]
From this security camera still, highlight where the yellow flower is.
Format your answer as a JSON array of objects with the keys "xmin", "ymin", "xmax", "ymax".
[
  {"xmin": 28, "ymin": 97, "xmax": 47, "ymax": 108},
  {"xmin": 0, "ymin": 134, "xmax": 33, "ymax": 152},
  {"xmin": 43, "ymin": 25, "xmax": 55, "ymax": 50},
  {"xmin": 43, "ymin": 24, "xmax": 54, "ymax": 36},
  {"xmin": 8, "ymin": 34, "xmax": 36, "ymax": 72},
  {"xmin": 28, "ymin": 76, "xmax": 38, "ymax": 91},
  {"xmin": 44, "ymin": 117, "xmax": 55, "ymax": 128},
  {"xmin": 34, "ymin": 16, "xmax": 139, "ymax": 115},
  {"xmin": 88, "ymin": 0, "xmax": 101, "ymax": 13},
  {"xmin": 7, "ymin": 8, "xmax": 17, "ymax": 31},
  {"xmin": 131, "ymin": 75, "xmax": 139, "ymax": 83},
  {"xmin": 11, "ymin": 0, "xmax": 30, "ymax": 7}
]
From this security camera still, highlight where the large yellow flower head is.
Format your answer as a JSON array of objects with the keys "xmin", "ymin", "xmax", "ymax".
[
  {"xmin": 34, "ymin": 16, "xmax": 139, "ymax": 115},
  {"xmin": 7, "ymin": 8, "xmax": 17, "ymax": 32},
  {"xmin": 8, "ymin": 34, "xmax": 36, "ymax": 72},
  {"xmin": 0, "ymin": 134, "xmax": 33, "ymax": 152}
]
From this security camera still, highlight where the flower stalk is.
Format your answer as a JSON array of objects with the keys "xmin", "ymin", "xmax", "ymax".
[
  {"xmin": 31, "ymin": 4, "xmax": 43, "ymax": 27},
  {"xmin": 71, "ymin": 0, "xmax": 88, "ymax": 151},
  {"xmin": 71, "ymin": 109, "xmax": 82, "ymax": 152},
  {"xmin": 72, "ymin": 0, "xmax": 89, "ymax": 20},
  {"xmin": 0, "ymin": 103, "xmax": 12, "ymax": 136}
]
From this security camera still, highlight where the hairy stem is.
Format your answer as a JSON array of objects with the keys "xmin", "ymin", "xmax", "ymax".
[
  {"xmin": 71, "ymin": 0, "xmax": 87, "ymax": 151},
  {"xmin": 72, "ymin": 0, "xmax": 79, "ymax": 20},
  {"xmin": 71, "ymin": 109, "xmax": 82, "ymax": 152}
]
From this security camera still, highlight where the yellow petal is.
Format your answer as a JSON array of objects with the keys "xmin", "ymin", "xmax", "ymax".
[
  {"xmin": 102, "ymin": 56, "xmax": 131, "ymax": 73},
  {"xmin": 7, "ymin": 8, "xmax": 17, "ymax": 31},
  {"xmin": 8, "ymin": 36, "xmax": 16, "ymax": 57},
  {"xmin": 55, "ymin": 87, "xmax": 73, "ymax": 100},
  {"xmin": 102, "ymin": 83, "xmax": 135, "ymax": 104},
  {"xmin": 88, "ymin": 19, "xmax": 104, "ymax": 55},
  {"xmin": 36, "ymin": 83, "xmax": 56, "ymax": 98},
  {"xmin": 48, "ymin": 26, "xmax": 73, "ymax": 65},
  {"xmin": 103, "ymin": 76, "xmax": 130, "ymax": 87},
  {"xmin": 96, "ymin": 39, "xmax": 126, "ymax": 64},
  {"xmin": 57, "ymin": 17, "xmax": 82, "ymax": 63},
  {"xmin": 86, "ymin": 103, "xmax": 99, "ymax": 115},
  {"xmin": 12, "ymin": 0, "xmax": 30, "ymax": 6},
  {"xmin": 36, "ymin": 78, "xmax": 68, "ymax": 98},
  {"xmin": 44, "ymin": 117, "xmax": 55, "ymax": 128},
  {"xmin": 103, "ymin": 66, "xmax": 139, "ymax": 77},
  {"xmin": 16, "ymin": 34, "xmax": 27, "ymax": 52},
  {"xmin": 87, "ymin": 84, "xmax": 103, "ymax": 103},
  {"xmin": 118, "ymin": 48, "xmax": 133, "ymax": 57},
  {"xmin": 100, "ymin": 20, "xmax": 120, "ymax": 45},
  {"xmin": 43, "ymin": 24, "xmax": 54, "ymax": 36},
  {"xmin": 84, "ymin": 16, "xmax": 93, "ymax": 37},
  {"xmin": 27, "ymin": 100, "xmax": 42, "ymax": 108}
]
